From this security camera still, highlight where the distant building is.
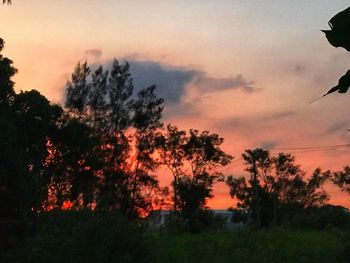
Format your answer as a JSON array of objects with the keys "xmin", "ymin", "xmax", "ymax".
[
  {"xmin": 147, "ymin": 210, "xmax": 171, "ymax": 228},
  {"xmin": 147, "ymin": 209, "xmax": 246, "ymax": 230}
]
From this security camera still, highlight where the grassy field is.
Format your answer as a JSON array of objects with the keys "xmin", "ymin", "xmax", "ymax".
[
  {"xmin": 148, "ymin": 229, "xmax": 349, "ymax": 263},
  {"xmin": 2, "ymin": 213, "xmax": 349, "ymax": 263}
]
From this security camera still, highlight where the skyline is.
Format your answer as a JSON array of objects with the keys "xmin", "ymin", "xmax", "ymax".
[{"xmin": 1, "ymin": 1, "xmax": 350, "ymax": 208}]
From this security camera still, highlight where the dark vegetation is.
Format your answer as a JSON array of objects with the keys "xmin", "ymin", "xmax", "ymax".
[
  {"xmin": 3, "ymin": 211, "xmax": 151, "ymax": 263},
  {"xmin": 1, "ymin": 5, "xmax": 350, "ymax": 263},
  {"xmin": 3, "ymin": 226, "xmax": 350, "ymax": 263},
  {"xmin": 226, "ymin": 149, "xmax": 330, "ymax": 229},
  {"xmin": 149, "ymin": 230, "xmax": 349, "ymax": 263}
]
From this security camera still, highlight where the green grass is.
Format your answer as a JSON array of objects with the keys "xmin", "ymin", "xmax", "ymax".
[
  {"xmin": 148, "ymin": 229, "xmax": 348, "ymax": 263},
  {"xmin": 3, "ymin": 212, "xmax": 349, "ymax": 263}
]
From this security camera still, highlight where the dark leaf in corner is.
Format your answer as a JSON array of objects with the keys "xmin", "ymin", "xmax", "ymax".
[{"xmin": 322, "ymin": 7, "xmax": 350, "ymax": 51}]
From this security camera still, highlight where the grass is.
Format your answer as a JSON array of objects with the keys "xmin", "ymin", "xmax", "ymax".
[
  {"xmin": 2, "ymin": 211, "xmax": 349, "ymax": 263},
  {"xmin": 148, "ymin": 229, "xmax": 348, "ymax": 263}
]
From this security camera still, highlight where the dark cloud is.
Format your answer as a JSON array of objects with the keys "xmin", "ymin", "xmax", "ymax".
[
  {"xmin": 195, "ymin": 73, "xmax": 256, "ymax": 93},
  {"xmin": 224, "ymin": 110, "xmax": 296, "ymax": 127},
  {"xmin": 128, "ymin": 60, "xmax": 257, "ymax": 103},
  {"xmin": 259, "ymin": 140, "xmax": 279, "ymax": 149},
  {"xmin": 95, "ymin": 59, "xmax": 256, "ymax": 105},
  {"xmin": 260, "ymin": 110, "xmax": 297, "ymax": 121},
  {"xmin": 85, "ymin": 49, "xmax": 102, "ymax": 59},
  {"xmin": 129, "ymin": 60, "xmax": 196, "ymax": 103}
]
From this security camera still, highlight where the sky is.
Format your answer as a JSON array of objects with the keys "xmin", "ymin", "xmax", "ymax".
[{"xmin": 1, "ymin": 0, "xmax": 350, "ymax": 209}]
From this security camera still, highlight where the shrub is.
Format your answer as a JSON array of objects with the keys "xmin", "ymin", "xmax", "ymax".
[{"xmin": 4, "ymin": 210, "xmax": 151, "ymax": 263}]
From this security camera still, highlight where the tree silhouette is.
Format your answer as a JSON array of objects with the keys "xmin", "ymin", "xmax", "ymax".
[
  {"xmin": 0, "ymin": 38, "xmax": 64, "ymax": 219},
  {"xmin": 159, "ymin": 127, "xmax": 232, "ymax": 230},
  {"xmin": 0, "ymin": 111, "xmax": 22, "ymax": 219},
  {"xmin": 0, "ymin": 38, "xmax": 26, "ymax": 219},
  {"xmin": 2, "ymin": 0, "xmax": 11, "ymax": 5},
  {"xmin": 0, "ymin": 38, "xmax": 17, "ymax": 105},
  {"xmin": 158, "ymin": 124, "xmax": 187, "ymax": 211},
  {"xmin": 332, "ymin": 166, "xmax": 350, "ymax": 194},
  {"xmin": 65, "ymin": 60, "xmax": 163, "ymax": 217},
  {"xmin": 44, "ymin": 117, "xmax": 102, "ymax": 210},
  {"xmin": 227, "ymin": 149, "xmax": 329, "ymax": 228},
  {"xmin": 13, "ymin": 90, "xmax": 62, "ymax": 212},
  {"xmin": 130, "ymin": 85, "xmax": 163, "ymax": 215}
]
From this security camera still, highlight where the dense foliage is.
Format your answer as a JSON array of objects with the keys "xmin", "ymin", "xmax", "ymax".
[
  {"xmin": 2, "ymin": 211, "xmax": 151, "ymax": 263},
  {"xmin": 226, "ymin": 149, "xmax": 330, "ymax": 228},
  {"xmin": 3, "ymin": 225, "xmax": 350, "ymax": 263}
]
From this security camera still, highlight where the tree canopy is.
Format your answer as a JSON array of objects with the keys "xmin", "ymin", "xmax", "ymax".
[{"xmin": 227, "ymin": 149, "xmax": 329, "ymax": 228}]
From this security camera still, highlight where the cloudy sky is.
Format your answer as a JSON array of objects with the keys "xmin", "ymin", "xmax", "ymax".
[{"xmin": 1, "ymin": 0, "xmax": 350, "ymax": 208}]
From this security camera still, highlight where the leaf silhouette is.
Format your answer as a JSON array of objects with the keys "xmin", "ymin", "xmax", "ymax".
[
  {"xmin": 322, "ymin": 7, "xmax": 350, "ymax": 51},
  {"xmin": 325, "ymin": 69, "xmax": 350, "ymax": 94},
  {"xmin": 310, "ymin": 69, "xmax": 350, "ymax": 103}
]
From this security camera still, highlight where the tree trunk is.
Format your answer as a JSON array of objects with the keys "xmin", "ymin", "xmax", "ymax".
[
  {"xmin": 272, "ymin": 194, "xmax": 278, "ymax": 227},
  {"xmin": 252, "ymin": 160, "xmax": 261, "ymax": 228},
  {"xmin": 173, "ymin": 175, "xmax": 178, "ymax": 211}
]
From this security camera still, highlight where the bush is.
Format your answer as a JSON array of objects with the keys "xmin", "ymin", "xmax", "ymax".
[
  {"xmin": 4, "ymin": 210, "xmax": 152, "ymax": 263},
  {"xmin": 284, "ymin": 205, "xmax": 350, "ymax": 230}
]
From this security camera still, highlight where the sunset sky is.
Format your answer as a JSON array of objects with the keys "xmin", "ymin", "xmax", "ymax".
[{"xmin": 1, "ymin": 0, "xmax": 350, "ymax": 208}]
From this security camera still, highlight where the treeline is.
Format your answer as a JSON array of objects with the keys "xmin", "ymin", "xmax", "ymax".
[
  {"xmin": 1, "ymin": 36, "xmax": 350, "ymax": 236},
  {"xmin": 227, "ymin": 149, "xmax": 350, "ymax": 229},
  {"xmin": 0, "ymin": 38, "xmax": 232, "ymax": 228}
]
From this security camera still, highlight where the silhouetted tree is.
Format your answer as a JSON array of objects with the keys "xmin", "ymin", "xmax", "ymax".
[
  {"xmin": 44, "ymin": 117, "xmax": 102, "ymax": 210},
  {"xmin": 158, "ymin": 124, "xmax": 187, "ymax": 211},
  {"xmin": 94, "ymin": 61, "xmax": 134, "ymax": 214},
  {"xmin": 129, "ymin": 85, "xmax": 163, "ymax": 215},
  {"xmin": 65, "ymin": 62, "xmax": 91, "ymax": 114},
  {"xmin": 0, "ymin": 38, "xmax": 31, "ymax": 223},
  {"xmin": 0, "ymin": 38, "xmax": 16, "ymax": 106},
  {"xmin": 13, "ymin": 90, "xmax": 62, "ymax": 212},
  {"xmin": 0, "ymin": 37, "xmax": 19, "ymax": 219},
  {"xmin": 0, "ymin": 38, "xmax": 63, "ymax": 218},
  {"xmin": 227, "ymin": 149, "xmax": 329, "ymax": 228},
  {"xmin": 65, "ymin": 60, "xmax": 163, "ymax": 217},
  {"xmin": 0, "ymin": 111, "xmax": 22, "ymax": 219},
  {"xmin": 0, "ymin": 42, "xmax": 18, "ymax": 221},
  {"xmin": 242, "ymin": 148, "xmax": 269, "ymax": 227},
  {"xmin": 159, "ymin": 127, "xmax": 232, "ymax": 230},
  {"xmin": 332, "ymin": 166, "xmax": 350, "ymax": 194}
]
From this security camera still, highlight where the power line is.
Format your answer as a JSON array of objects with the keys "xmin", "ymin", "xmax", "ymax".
[
  {"xmin": 228, "ymin": 143, "xmax": 350, "ymax": 168},
  {"xmin": 268, "ymin": 143, "xmax": 350, "ymax": 151},
  {"xmin": 285, "ymin": 148, "xmax": 350, "ymax": 154}
]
